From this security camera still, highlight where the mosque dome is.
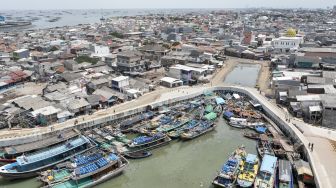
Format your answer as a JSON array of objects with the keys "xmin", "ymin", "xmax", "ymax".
[{"xmin": 286, "ymin": 28, "xmax": 297, "ymax": 37}]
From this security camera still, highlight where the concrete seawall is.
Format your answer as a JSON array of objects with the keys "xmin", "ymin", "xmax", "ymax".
[{"xmin": 0, "ymin": 86, "xmax": 321, "ymax": 187}]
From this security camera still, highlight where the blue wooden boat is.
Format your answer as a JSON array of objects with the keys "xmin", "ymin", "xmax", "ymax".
[
  {"xmin": 0, "ymin": 136, "xmax": 93, "ymax": 179},
  {"xmin": 39, "ymin": 150, "xmax": 129, "ymax": 188},
  {"xmin": 254, "ymin": 155, "xmax": 278, "ymax": 188},
  {"xmin": 212, "ymin": 146, "xmax": 246, "ymax": 187},
  {"xmin": 180, "ymin": 120, "xmax": 216, "ymax": 140}
]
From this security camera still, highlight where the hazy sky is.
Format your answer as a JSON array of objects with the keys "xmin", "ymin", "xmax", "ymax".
[{"xmin": 0, "ymin": 0, "xmax": 335, "ymax": 10}]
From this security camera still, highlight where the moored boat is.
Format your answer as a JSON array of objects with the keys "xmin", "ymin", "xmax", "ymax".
[
  {"xmin": 167, "ymin": 120, "xmax": 199, "ymax": 138},
  {"xmin": 119, "ymin": 111, "xmax": 154, "ymax": 132},
  {"xmin": 39, "ymin": 151, "xmax": 129, "ymax": 188},
  {"xmin": 156, "ymin": 119, "xmax": 189, "ymax": 133},
  {"xmin": 229, "ymin": 118, "xmax": 247, "ymax": 129},
  {"xmin": 123, "ymin": 151, "xmax": 152, "ymax": 159},
  {"xmin": 276, "ymin": 159, "xmax": 293, "ymax": 188},
  {"xmin": 254, "ymin": 155, "xmax": 277, "ymax": 188},
  {"xmin": 243, "ymin": 132, "xmax": 260, "ymax": 140},
  {"xmin": 0, "ymin": 136, "xmax": 93, "ymax": 179},
  {"xmin": 127, "ymin": 133, "xmax": 171, "ymax": 153},
  {"xmin": 237, "ymin": 154, "xmax": 259, "ymax": 188},
  {"xmin": 212, "ymin": 146, "xmax": 247, "ymax": 187},
  {"xmin": 0, "ymin": 129, "xmax": 80, "ymax": 165},
  {"xmin": 257, "ymin": 139, "xmax": 275, "ymax": 157},
  {"xmin": 180, "ymin": 120, "xmax": 216, "ymax": 140}
]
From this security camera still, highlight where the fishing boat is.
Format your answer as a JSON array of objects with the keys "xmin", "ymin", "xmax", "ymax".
[
  {"xmin": 212, "ymin": 146, "xmax": 246, "ymax": 187},
  {"xmin": 180, "ymin": 120, "xmax": 216, "ymax": 140},
  {"xmin": 156, "ymin": 119, "xmax": 189, "ymax": 133},
  {"xmin": 243, "ymin": 132, "xmax": 260, "ymax": 140},
  {"xmin": 119, "ymin": 111, "xmax": 154, "ymax": 132},
  {"xmin": 102, "ymin": 128, "xmax": 131, "ymax": 144},
  {"xmin": 167, "ymin": 120, "xmax": 199, "ymax": 138},
  {"xmin": 254, "ymin": 155, "xmax": 277, "ymax": 188},
  {"xmin": 39, "ymin": 151, "xmax": 129, "ymax": 188},
  {"xmin": 123, "ymin": 151, "xmax": 152, "ymax": 159},
  {"xmin": 127, "ymin": 133, "xmax": 171, "ymax": 153},
  {"xmin": 257, "ymin": 139, "xmax": 275, "ymax": 157},
  {"xmin": 158, "ymin": 115, "xmax": 173, "ymax": 125},
  {"xmin": 0, "ymin": 136, "xmax": 93, "ymax": 179},
  {"xmin": 237, "ymin": 154, "xmax": 259, "ymax": 188},
  {"xmin": 0, "ymin": 129, "xmax": 80, "ymax": 164},
  {"xmin": 229, "ymin": 118, "xmax": 248, "ymax": 129},
  {"xmin": 272, "ymin": 140, "xmax": 287, "ymax": 159},
  {"xmin": 276, "ymin": 160, "xmax": 293, "ymax": 188}
]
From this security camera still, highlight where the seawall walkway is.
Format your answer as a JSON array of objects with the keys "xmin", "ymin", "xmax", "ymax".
[{"xmin": 0, "ymin": 85, "xmax": 334, "ymax": 187}]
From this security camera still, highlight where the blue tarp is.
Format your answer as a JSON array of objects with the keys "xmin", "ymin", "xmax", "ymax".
[
  {"xmin": 255, "ymin": 125, "xmax": 267, "ymax": 134},
  {"xmin": 223, "ymin": 111, "xmax": 234, "ymax": 119},
  {"xmin": 246, "ymin": 154, "xmax": 257, "ymax": 163},
  {"xmin": 260, "ymin": 155, "xmax": 277, "ymax": 174},
  {"xmin": 216, "ymin": 97, "xmax": 226, "ymax": 105}
]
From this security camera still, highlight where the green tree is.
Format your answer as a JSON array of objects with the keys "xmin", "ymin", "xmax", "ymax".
[
  {"xmin": 75, "ymin": 56, "xmax": 99, "ymax": 64},
  {"xmin": 109, "ymin": 31, "xmax": 124, "ymax": 39},
  {"xmin": 172, "ymin": 42, "xmax": 180, "ymax": 46},
  {"xmin": 49, "ymin": 46, "xmax": 59, "ymax": 52}
]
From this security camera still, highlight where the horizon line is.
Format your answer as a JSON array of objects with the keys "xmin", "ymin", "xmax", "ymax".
[{"xmin": 0, "ymin": 7, "xmax": 332, "ymax": 11}]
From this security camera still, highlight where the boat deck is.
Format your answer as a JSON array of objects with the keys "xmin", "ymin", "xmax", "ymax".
[
  {"xmin": 4, "ymin": 129, "xmax": 79, "ymax": 155},
  {"xmin": 53, "ymin": 177, "xmax": 92, "ymax": 188},
  {"xmin": 16, "ymin": 136, "xmax": 90, "ymax": 166},
  {"xmin": 54, "ymin": 170, "xmax": 70, "ymax": 182},
  {"xmin": 263, "ymin": 115, "xmax": 294, "ymax": 152}
]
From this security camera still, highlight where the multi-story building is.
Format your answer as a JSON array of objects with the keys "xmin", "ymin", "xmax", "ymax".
[
  {"xmin": 111, "ymin": 76, "xmax": 129, "ymax": 91},
  {"xmin": 116, "ymin": 51, "xmax": 145, "ymax": 73},
  {"xmin": 13, "ymin": 49, "xmax": 29, "ymax": 59},
  {"xmin": 168, "ymin": 64, "xmax": 207, "ymax": 84},
  {"xmin": 322, "ymin": 95, "xmax": 336, "ymax": 129},
  {"xmin": 272, "ymin": 37, "xmax": 303, "ymax": 53}
]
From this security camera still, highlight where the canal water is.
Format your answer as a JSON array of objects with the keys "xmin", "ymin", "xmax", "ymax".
[
  {"xmin": 0, "ymin": 65, "xmax": 261, "ymax": 188},
  {"xmin": 224, "ymin": 64, "xmax": 261, "ymax": 87}
]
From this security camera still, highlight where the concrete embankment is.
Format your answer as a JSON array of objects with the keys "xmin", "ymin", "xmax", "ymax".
[{"xmin": 0, "ymin": 86, "xmax": 323, "ymax": 187}]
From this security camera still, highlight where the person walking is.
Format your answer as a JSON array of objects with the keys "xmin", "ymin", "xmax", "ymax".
[
  {"xmin": 308, "ymin": 143, "xmax": 311, "ymax": 149},
  {"xmin": 311, "ymin": 143, "xmax": 314, "ymax": 152}
]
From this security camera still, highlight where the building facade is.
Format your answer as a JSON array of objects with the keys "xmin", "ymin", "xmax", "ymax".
[
  {"xmin": 116, "ymin": 51, "xmax": 145, "ymax": 73},
  {"xmin": 272, "ymin": 37, "xmax": 303, "ymax": 53}
]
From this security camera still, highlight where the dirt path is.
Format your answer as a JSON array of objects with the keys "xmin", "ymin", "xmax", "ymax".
[
  {"xmin": 256, "ymin": 61, "xmax": 273, "ymax": 96},
  {"xmin": 211, "ymin": 58, "xmax": 239, "ymax": 86}
]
